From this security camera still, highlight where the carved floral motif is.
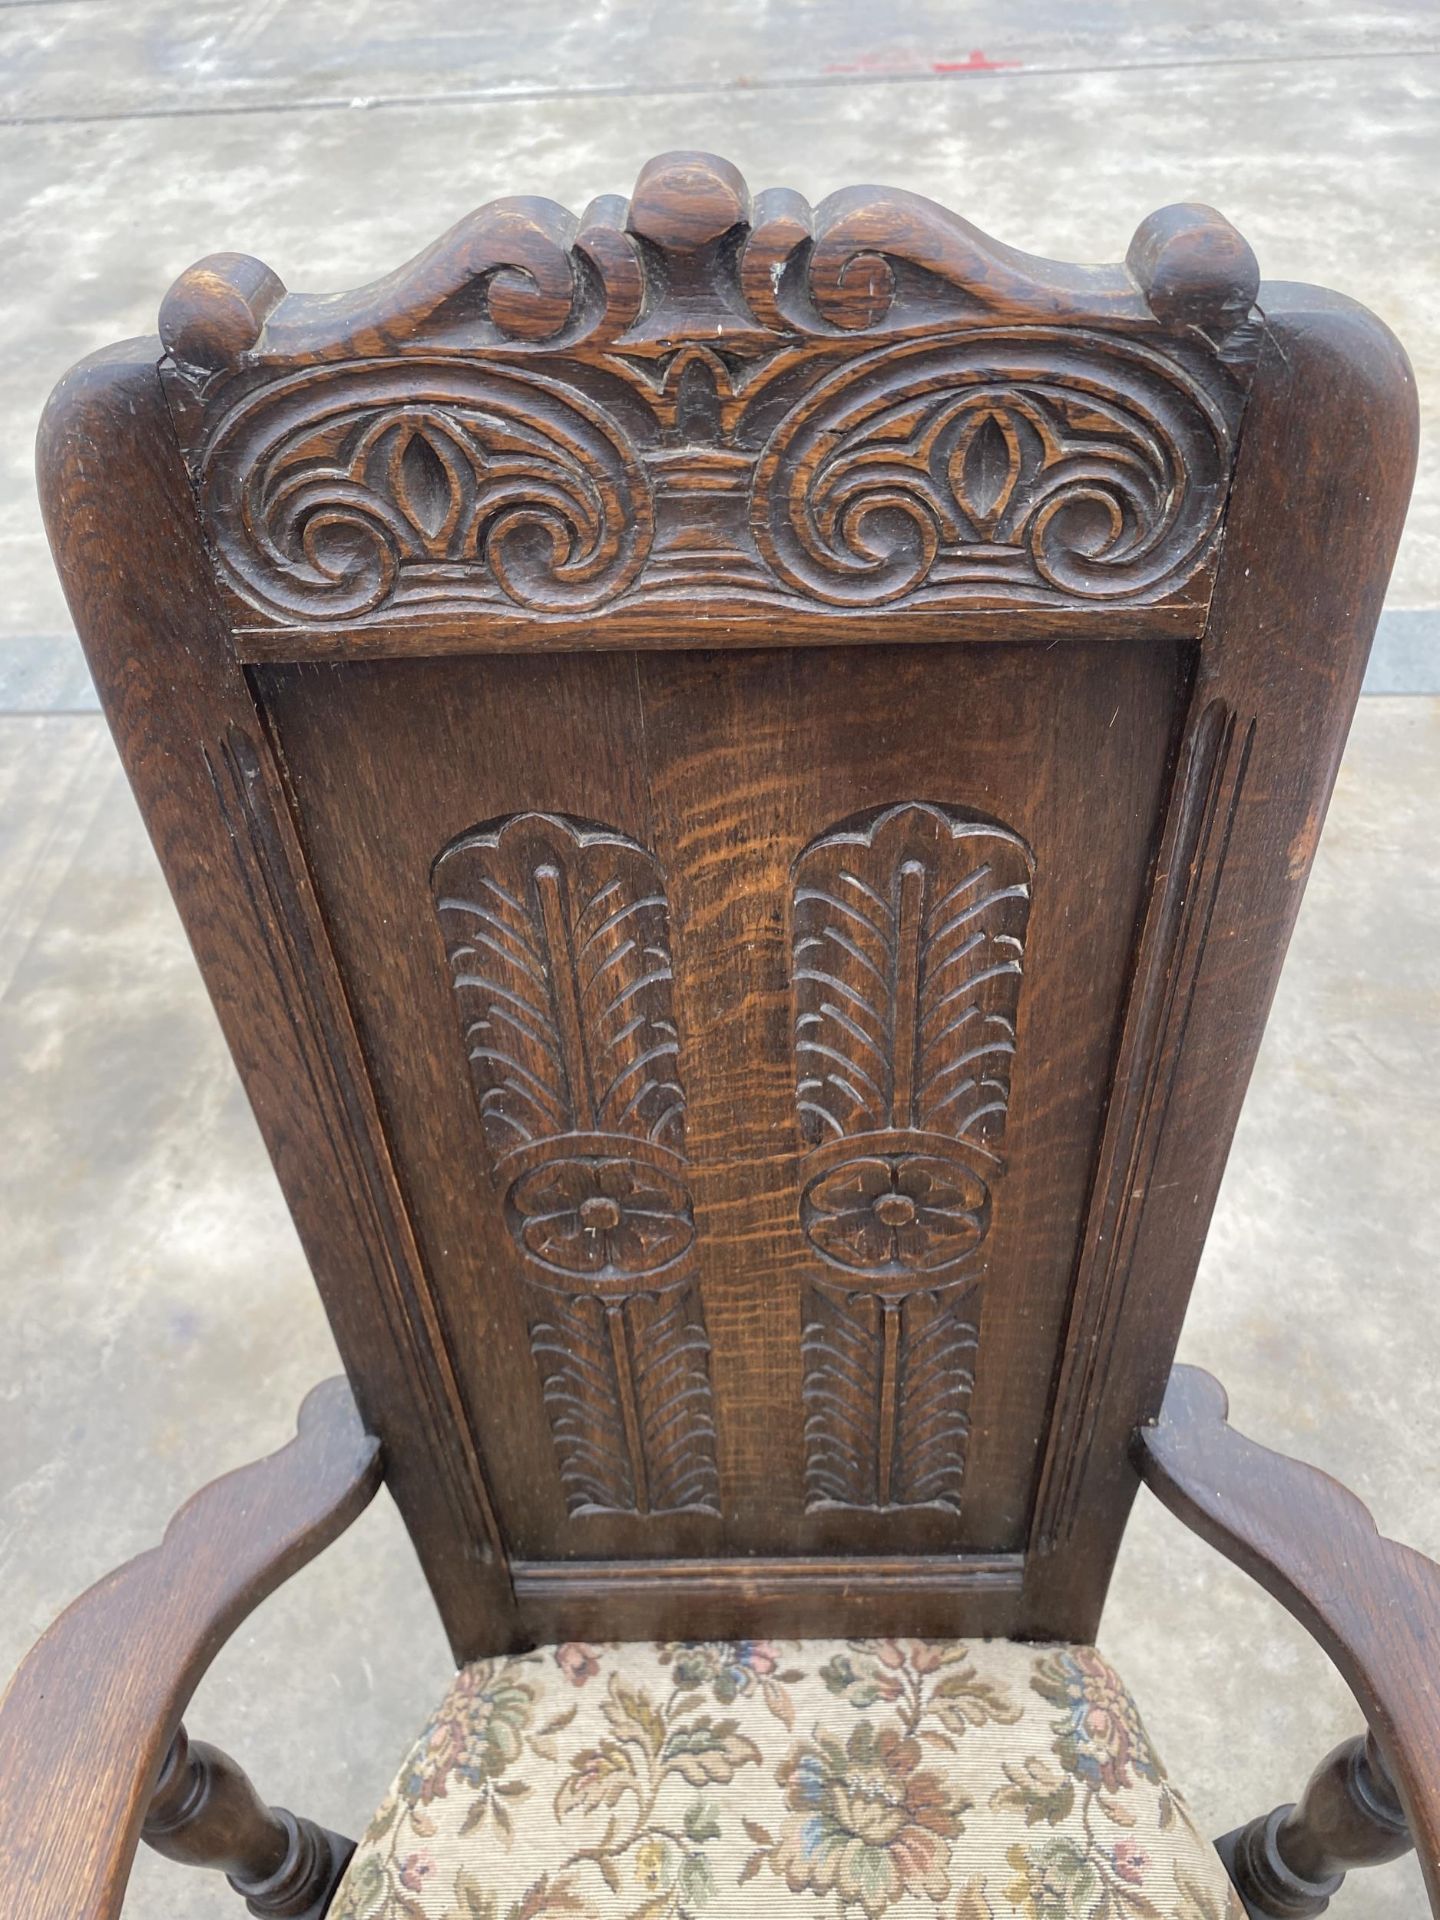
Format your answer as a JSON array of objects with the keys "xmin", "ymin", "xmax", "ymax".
[
  {"xmin": 800, "ymin": 1153, "xmax": 989, "ymax": 1277},
  {"xmin": 791, "ymin": 801, "xmax": 1035, "ymax": 1513},
  {"xmin": 433, "ymin": 812, "xmax": 717, "ymax": 1517},
  {"xmin": 508, "ymin": 1156, "xmax": 695, "ymax": 1281}
]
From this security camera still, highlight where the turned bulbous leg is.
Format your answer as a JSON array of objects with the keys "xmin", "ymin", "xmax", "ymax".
[
  {"xmin": 1216, "ymin": 1731, "xmax": 1411, "ymax": 1918},
  {"xmin": 142, "ymin": 1722, "xmax": 355, "ymax": 1919}
]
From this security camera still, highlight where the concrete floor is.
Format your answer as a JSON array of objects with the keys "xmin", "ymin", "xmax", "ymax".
[{"xmin": 2, "ymin": 6, "xmax": 1438, "ymax": 1918}]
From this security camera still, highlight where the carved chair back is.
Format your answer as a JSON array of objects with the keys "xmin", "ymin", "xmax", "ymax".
[{"xmin": 39, "ymin": 153, "xmax": 1415, "ymax": 1661}]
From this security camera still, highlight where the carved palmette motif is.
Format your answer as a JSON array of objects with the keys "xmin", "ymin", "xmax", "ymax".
[
  {"xmin": 802, "ymin": 1285, "xmax": 980, "ymax": 1511},
  {"xmin": 432, "ymin": 812, "xmax": 718, "ymax": 1518},
  {"xmin": 159, "ymin": 155, "xmax": 1260, "ymax": 629},
  {"xmin": 791, "ymin": 801, "xmax": 1035, "ymax": 1512}
]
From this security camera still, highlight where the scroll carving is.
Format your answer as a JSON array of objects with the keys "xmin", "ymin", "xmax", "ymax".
[
  {"xmin": 752, "ymin": 336, "xmax": 1234, "ymax": 608},
  {"xmin": 433, "ymin": 812, "xmax": 718, "ymax": 1518},
  {"xmin": 791, "ymin": 801, "xmax": 1035, "ymax": 1511},
  {"xmin": 160, "ymin": 154, "xmax": 1260, "ymax": 630},
  {"xmin": 197, "ymin": 364, "xmax": 654, "ymax": 624}
]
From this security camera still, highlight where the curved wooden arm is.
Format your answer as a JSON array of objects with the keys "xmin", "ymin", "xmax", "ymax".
[
  {"xmin": 1135, "ymin": 1364, "xmax": 1440, "ymax": 1911},
  {"xmin": 0, "ymin": 1378, "xmax": 382, "ymax": 1920}
]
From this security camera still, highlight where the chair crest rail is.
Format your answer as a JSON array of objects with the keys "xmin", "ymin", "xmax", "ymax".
[{"xmin": 156, "ymin": 151, "xmax": 1261, "ymax": 635}]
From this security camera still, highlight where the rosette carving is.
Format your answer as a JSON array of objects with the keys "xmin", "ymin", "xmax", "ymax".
[
  {"xmin": 790, "ymin": 800, "xmax": 1035, "ymax": 1511},
  {"xmin": 433, "ymin": 812, "xmax": 717, "ymax": 1516},
  {"xmin": 199, "ymin": 362, "xmax": 653, "ymax": 622},
  {"xmin": 801, "ymin": 1152, "xmax": 990, "ymax": 1277},
  {"xmin": 753, "ymin": 334, "xmax": 1234, "ymax": 607},
  {"xmin": 507, "ymin": 1157, "xmax": 695, "ymax": 1282}
]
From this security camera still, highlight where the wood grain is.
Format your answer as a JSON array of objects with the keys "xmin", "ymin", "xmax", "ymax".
[
  {"xmin": 1022, "ymin": 283, "xmax": 1418, "ymax": 1640},
  {"xmin": 0, "ymin": 1381, "xmax": 381, "ymax": 1920},
  {"xmin": 37, "ymin": 343, "xmax": 519, "ymax": 1659}
]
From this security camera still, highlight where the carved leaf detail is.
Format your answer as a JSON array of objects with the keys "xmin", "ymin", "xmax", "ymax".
[
  {"xmin": 528, "ymin": 1292, "xmax": 636, "ymax": 1515},
  {"xmin": 434, "ymin": 812, "xmax": 685, "ymax": 1165},
  {"xmin": 628, "ymin": 1290, "xmax": 721, "ymax": 1515},
  {"xmin": 793, "ymin": 800, "xmax": 1034, "ymax": 1153},
  {"xmin": 892, "ymin": 1290, "xmax": 979, "ymax": 1509},
  {"xmin": 434, "ymin": 811, "xmax": 718, "ymax": 1521},
  {"xmin": 801, "ymin": 1283, "xmax": 978, "ymax": 1511},
  {"xmin": 793, "ymin": 800, "xmax": 1031, "ymax": 1513},
  {"xmin": 527, "ymin": 1291, "xmax": 719, "ymax": 1518},
  {"xmin": 953, "ymin": 408, "xmax": 1023, "ymax": 535},
  {"xmin": 801, "ymin": 1284, "xmax": 883, "ymax": 1509},
  {"xmin": 395, "ymin": 424, "xmax": 462, "ymax": 544}
]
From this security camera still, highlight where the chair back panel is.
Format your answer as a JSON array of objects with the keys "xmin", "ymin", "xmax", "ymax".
[
  {"xmin": 40, "ymin": 154, "xmax": 1417, "ymax": 1655},
  {"xmin": 256, "ymin": 636, "xmax": 1181, "ymax": 1564}
]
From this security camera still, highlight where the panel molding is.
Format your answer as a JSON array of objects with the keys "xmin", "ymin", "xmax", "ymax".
[
  {"xmin": 205, "ymin": 725, "xmax": 510, "ymax": 1574},
  {"xmin": 1031, "ymin": 698, "xmax": 1255, "ymax": 1552},
  {"xmin": 510, "ymin": 1549, "xmax": 1026, "ymax": 1641}
]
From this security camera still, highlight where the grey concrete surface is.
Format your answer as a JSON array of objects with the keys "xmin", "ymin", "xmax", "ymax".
[
  {"xmin": 2, "ymin": 7, "xmax": 1438, "ymax": 1918},
  {"xmin": 0, "ymin": 0, "xmax": 1435, "ymax": 120}
]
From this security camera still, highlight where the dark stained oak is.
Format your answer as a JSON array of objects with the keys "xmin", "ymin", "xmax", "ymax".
[
  {"xmin": 1022, "ymin": 282, "xmax": 1420, "ymax": 1639},
  {"xmin": 1215, "ymin": 1732, "xmax": 1411, "ymax": 1917},
  {"xmin": 0, "ymin": 1381, "xmax": 381, "ymax": 1920},
  {"xmin": 1137, "ymin": 1365, "xmax": 1440, "ymax": 1911},
  {"xmin": 153, "ymin": 153, "xmax": 1260, "ymax": 647},
  {"xmin": 143, "ymin": 1723, "xmax": 355, "ymax": 1920},
  {"xmin": 36, "ymin": 341, "xmax": 519, "ymax": 1659},
  {"xmin": 12, "ymin": 150, "xmax": 1432, "ymax": 1917}
]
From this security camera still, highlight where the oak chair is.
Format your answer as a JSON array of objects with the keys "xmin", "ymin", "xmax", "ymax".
[{"xmin": 1, "ymin": 151, "xmax": 1431, "ymax": 1920}]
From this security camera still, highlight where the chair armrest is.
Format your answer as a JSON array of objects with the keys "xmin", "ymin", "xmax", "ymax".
[
  {"xmin": 0, "ymin": 1378, "xmax": 382, "ymax": 1920},
  {"xmin": 1134, "ymin": 1363, "xmax": 1440, "ymax": 1910}
]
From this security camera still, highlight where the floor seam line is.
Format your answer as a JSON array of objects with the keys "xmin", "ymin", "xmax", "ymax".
[{"xmin": 0, "ymin": 43, "xmax": 1438, "ymax": 130}]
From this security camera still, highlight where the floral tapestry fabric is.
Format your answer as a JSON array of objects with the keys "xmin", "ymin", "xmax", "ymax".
[{"xmin": 333, "ymin": 1638, "xmax": 1242, "ymax": 1920}]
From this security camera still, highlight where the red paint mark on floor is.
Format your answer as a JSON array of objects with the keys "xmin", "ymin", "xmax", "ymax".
[
  {"xmin": 824, "ymin": 48, "xmax": 1021, "ymax": 76},
  {"xmin": 932, "ymin": 50, "xmax": 1021, "ymax": 73}
]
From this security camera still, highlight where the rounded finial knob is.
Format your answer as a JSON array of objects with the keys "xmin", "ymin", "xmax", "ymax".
[
  {"xmin": 1127, "ymin": 204, "xmax": 1259, "ymax": 333},
  {"xmin": 628, "ymin": 152, "xmax": 750, "ymax": 252},
  {"xmin": 159, "ymin": 252, "xmax": 286, "ymax": 375}
]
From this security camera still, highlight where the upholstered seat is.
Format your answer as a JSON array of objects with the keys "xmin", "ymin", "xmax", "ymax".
[{"xmin": 332, "ymin": 1639, "xmax": 1241, "ymax": 1920}]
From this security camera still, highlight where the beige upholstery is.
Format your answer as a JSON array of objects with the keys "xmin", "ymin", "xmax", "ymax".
[{"xmin": 333, "ymin": 1638, "xmax": 1241, "ymax": 1920}]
